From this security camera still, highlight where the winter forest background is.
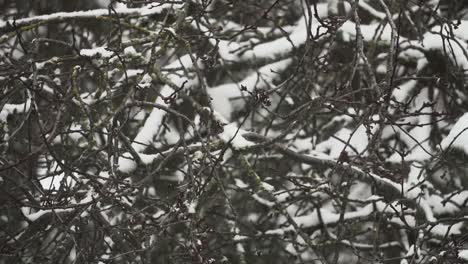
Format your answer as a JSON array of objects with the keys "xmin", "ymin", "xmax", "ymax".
[{"xmin": 1, "ymin": 0, "xmax": 468, "ymax": 263}]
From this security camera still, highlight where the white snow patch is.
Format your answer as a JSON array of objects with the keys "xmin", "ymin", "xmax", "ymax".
[
  {"xmin": 123, "ymin": 46, "xmax": 138, "ymax": 56},
  {"xmin": 392, "ymin": 80, "xmax": 418, "ymax": 103},
  {"xmin": 0, "ymin": 3, "xmax": 182, "ymax": 30},
  {"xmin": 0, "ymin": 100, "xmax": 31, "ymax": 121},
  {"xmin": 209, "ymin": 58, "xmax": 292, "ymax": 120},
  {"xmin": 459, "ymin": 250, "xmax": 468, "ymax": 261},
  {"xmin": 234, "ymin": 179, "xmax": 249, "ymax": 189},
  {"xmin": 79, "ymin": 47, "xmax": 113, "ymax": 58},
  {"xmin": 427, "ymin": 191, "xmax": 468, "ymax": 215},
  {"xmin": 315, "ymin": 123, "xmax": 377, "ymax": 158},
  {"xmin": 187, "ymin": 201, "xmax": 197, "ymax": 214},
  {"xmin": 138, "ymin": 73, "xmax": 152, "ymax": 89},
  {"xmin": 440, "ymin": 112, "xmax": 468, "ymax": 153},
  {"xmin": 219, "ymin": 123, "xmax": 255, "ymax": 149},
  {"xmin": 429, "ymin": 222, "xmax": 463, "ymax": 236}
]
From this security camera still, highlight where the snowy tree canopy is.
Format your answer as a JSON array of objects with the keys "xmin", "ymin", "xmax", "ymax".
[{"xmin": 1, "ymin": 0, "xmax": 468, "ymax": 263}]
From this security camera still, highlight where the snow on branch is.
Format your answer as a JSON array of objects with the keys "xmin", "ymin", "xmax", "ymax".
[
  {"xmin": 242, "ymin": 132, "xmax": 402, "ymax": 198},
  {"xmin": 79, "ymin": 47, "xmax": 114, "ymax": 58},
  {"xmin": 209, "ymin": 58, "xmax": 292, "ymax": 120},
  {"xmin": 3, "ymin": 1, "xmax": 468, "ymax": 262},
  {"xmin": 195, "ymin": 3, "xmax": 328, "ymax": 62},
  {"xmin": 21, "ymin": 190, "xmax": 94, "ymax": 222},
  {"xmin": 441, "ymin": 112, "xmax": 468, "ymax": 154},
  {"xmin": 130, "ymin": 55, "xmax": 196, "ymax": 154},
  {"xmin": 339, "ymin": 20, "xmax": 468, "ymax": 71},
  {"xmin": 117, "ymin": 141, "xmax": 222, "ymax": 174},
  {"xmin": 0, "ymin": 100, "xmax": 31, "ymax": 121},
  {"xmin": 0, "ymin": 2, "xmax": 182, "ymax": 32}
]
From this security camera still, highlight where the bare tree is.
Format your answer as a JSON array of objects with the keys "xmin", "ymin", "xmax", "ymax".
[{"xmin": 1, "ymin": 0, "xmax": 468, "ymax": 263}]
